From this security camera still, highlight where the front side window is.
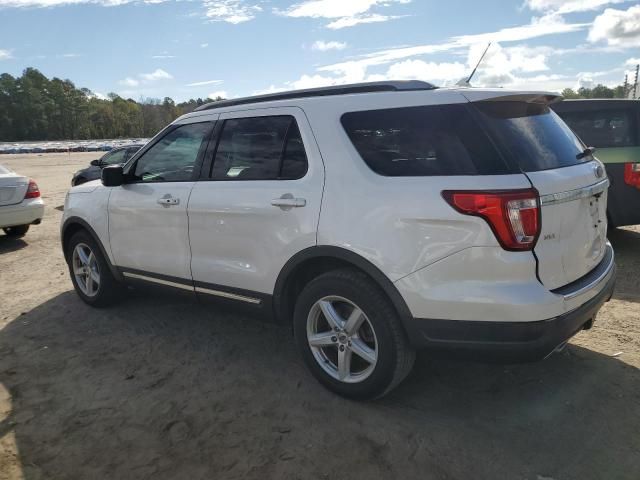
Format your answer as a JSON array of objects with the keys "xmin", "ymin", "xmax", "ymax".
[
  {"xmin": 211, "ymin": 115, "xmax": 308, "ymax": 180},
  {"xmin": 559, "ymin": 109, "xmax": 637, "ymax": 148},
  {"xmin": 132, "ymin": 122, "xmax": 211, "ymax": 182},
  {"xmin": 101, "ymin": 149, "xmax": 127, "ymax": 165},
  {"xmin": 341, "ymin": 104, "xmax": 509, "ymax": 177}
]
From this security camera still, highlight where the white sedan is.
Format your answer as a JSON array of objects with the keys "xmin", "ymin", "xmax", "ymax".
[{"xmin": 0, "ymin": 164, "xmax": 44, "ymax": 237}]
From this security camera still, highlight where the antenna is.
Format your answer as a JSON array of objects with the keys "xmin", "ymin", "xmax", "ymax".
[{"xmin": 457, "ymin": 42, "xmax": 492, "ymax": 87}]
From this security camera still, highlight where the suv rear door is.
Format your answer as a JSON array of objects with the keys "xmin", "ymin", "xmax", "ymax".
[
  {"xmin": 469, "ymin": 95, "xmax": 609, "ymax": 290},
  {"xmin": 187, "ymin": 107, "xmax": 324, "ymax": 300}
]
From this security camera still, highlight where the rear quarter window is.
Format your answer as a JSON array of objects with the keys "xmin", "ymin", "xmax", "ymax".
[{"xmin": 341, "ymin": 104, "xmax": 511, "ymax": 177}]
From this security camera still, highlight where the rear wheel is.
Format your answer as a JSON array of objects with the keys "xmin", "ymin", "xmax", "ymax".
[
  {"xmin": 67, "ymin": 230, "xmax": 123, "ymax": 307},
  {"xmin": 293, "ymin": 269, "xmax": 415, "ymax": 400},
  {"xmin": 3, "ymin": 225, "xmax": 29, "ymax": 237}
]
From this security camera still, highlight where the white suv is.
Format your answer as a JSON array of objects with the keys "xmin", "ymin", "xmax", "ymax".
[{"xmin": 61, "ymin": 81, "xmax": 616, "ymax": 399}]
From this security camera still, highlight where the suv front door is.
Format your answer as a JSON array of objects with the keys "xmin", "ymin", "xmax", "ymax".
[
  {"xmin": 188, "ymin": 107, "xmax": 324, "ymax": 302},
  {"xmin": 108, "ymin": 118, "xmax": 216, "ymax": 282}
]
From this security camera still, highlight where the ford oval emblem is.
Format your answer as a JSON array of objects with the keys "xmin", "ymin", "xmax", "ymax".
[{"xmin": 594, "ymin": 164, "xmax": 605, "ymax": 179}]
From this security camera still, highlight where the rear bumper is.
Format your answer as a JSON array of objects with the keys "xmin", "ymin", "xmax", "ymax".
[
  {"xmin": 404, "ymin": 266, "xmax": 616, "ymax": 362},
  {"xmin": 0, "ymin": 198, "xmax": 45, "ymax": 228}
]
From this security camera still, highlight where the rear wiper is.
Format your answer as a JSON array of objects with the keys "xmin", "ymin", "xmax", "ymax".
[{"xmin": 576, "ymin": 146, "xmax": 596, "ymax": 160}]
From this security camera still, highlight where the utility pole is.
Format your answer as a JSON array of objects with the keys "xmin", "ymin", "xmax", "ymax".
[
  {"xmin": 623, "ymin": 74, "xmax": 628, "ymax": 99},
  {"xmin": 634, "ymin": 65, "xmax": 639, "ymax": 100}
]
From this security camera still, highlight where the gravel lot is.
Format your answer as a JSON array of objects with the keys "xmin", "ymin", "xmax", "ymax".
[{"xmin": 1, "ymin": 153, "xmax": 639, "ymax": 480}]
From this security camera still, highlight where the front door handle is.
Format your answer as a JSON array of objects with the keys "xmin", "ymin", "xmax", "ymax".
[
  {"xmin": 271, "ymin": 194, "xmax": 306, "ymax": 209},
  {"xmin": 157, "ymin": 195, "xmax": 180, "ymax": 206}
]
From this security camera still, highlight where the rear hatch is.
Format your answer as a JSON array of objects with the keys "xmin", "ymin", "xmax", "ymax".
[
  {"xmin": 0, "ymin": 167, "xmax": 28, "ymax": 206},
  {"xmin": 467, "ymin": 94, "xmax": 608, "ymax": 290}
]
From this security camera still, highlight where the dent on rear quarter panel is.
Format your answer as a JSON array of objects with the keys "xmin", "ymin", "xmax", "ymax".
[{"xmin": 305, "ymin": 92, "xmax": 533, "ymax": 281}]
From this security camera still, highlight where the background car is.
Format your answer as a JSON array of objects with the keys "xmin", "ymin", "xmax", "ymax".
[
  {"xmin": 0, "ymin": 164, "xmax": 44, "ymax": 237},
  {"xmin": 552, "ymin": 99, "xmax": 640, "ymax": 228},
  {"xmin": 71, "ymin": 144, "xmax": 142, "ymax": 186}
]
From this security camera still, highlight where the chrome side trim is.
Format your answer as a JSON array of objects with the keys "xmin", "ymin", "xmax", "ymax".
[
  {"xmin": 562, "ymin": 248, "xmax": 615, "ymax": 300},
  {"xmin": 195, "ymin": 286, "xmax": 262, "ymax": 305},
  {"xmin": 122, "ymin": 272, "xmax": 194, "ymax": 291},
  {"xmin": 539, "ymin": 178, "xmax": 609, "ymax": 206}
]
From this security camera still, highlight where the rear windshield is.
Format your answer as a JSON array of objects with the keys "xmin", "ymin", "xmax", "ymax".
[
  {"xmin": 341, "ymin": 104, "xmax": 510, "ymax": 176},
  {"xmin": 473, "ymin": 101, "xmax": 589, "ymax": 172}
]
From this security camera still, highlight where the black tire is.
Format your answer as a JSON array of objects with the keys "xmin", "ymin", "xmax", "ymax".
[
  {"xmin": 3, "ymin": 225, "xmax": 29, "ymax": 237},
  {"xmin": 66, "ymin": 230, "xmax": 123, "ymax": 307},
  {"xmin": 293, "ymin": 268, "xmax": 415, "ymax": 400}
]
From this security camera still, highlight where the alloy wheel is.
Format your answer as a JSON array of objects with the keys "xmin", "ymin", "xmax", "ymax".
[
  {"xmin": 306, "ymin": 296, "xmax": 378, "ymax": 383},
  {"xmin": 72, "ymin": 242, "xmax": 100, "ymax": 297}
]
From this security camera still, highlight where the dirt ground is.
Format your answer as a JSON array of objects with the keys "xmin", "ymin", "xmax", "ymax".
[{"xmin": 0, "ymin": 152, "xmax": 638, "ymax": 480}]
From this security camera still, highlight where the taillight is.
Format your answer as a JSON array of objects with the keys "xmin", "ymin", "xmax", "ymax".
[
  {"xmin": 24, "ymin": 179, "xmax": 40, "ymax": 199},
  {"xmin": 624, "ymin": 163, "xmax": 640, "ymax": 189},
  {"xmin": 442, "ymin": 189, "xmax": 540, "ymax": 251}
]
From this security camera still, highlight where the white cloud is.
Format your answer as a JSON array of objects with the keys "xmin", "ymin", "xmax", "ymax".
[
  {"xmin": 311, "ymin": 40, "xmax": 347, "ymax": 51},
  {"xmin": 186, "ymin": 79, "xmax": 223, "ymax": 87},
  {"xmin": 626, "ymin": 57, "xmax": 640, "ymax": 66},
  {"xmin": 0, "ymin": 0, "xmax": 166, "ymax": 6},
  {"xmin": 385, "ymin": 59, "xmax": 467, "ymax": 83},
  {"xmin": 279, "ymin": 0, "xmax": 410, "ymax": 29},
  {"xmin": 119, "ymin": 68, "xmax": 172, "ymax": 88},
  {"xmin": 60, "ymin": 53, "xmax": 82, "ymax": 58},
  {"xmin": 0, "ymin": 49, "xmax": 12, "ymax": 60},
  {"xmin": 200, "ymin": 43, "xmax": 209, "ymax": 48},
  {"xmin": 525, "ymin": 0, "xmax": 625, "ymax": 14},
  {"xmin": 208, "ymin": 90, "xmax": 228, "ymax": 99},
  {"xmin": 203, "ymin": 0, "xmax": 261, "ymax": 23},
  {"xmin": 139, "ymin": 68, "xmax": 172, "ymax": 81},
  {"xmin": 119, "ymin": 77, "xmax": 139, "ymax": 87},
  {"xmin": 252, "ymin": 85, "xmax": 288, "ymax": 95},
  {"xmin": 327, "ymin": 14, "xmax": 402, "ymax": 29},
  {"xmin": 589, "ymin": 5, "xmax": 640, "ymax": 47},
  {"xmin": 152, "ymin": 54, "xmax": 175, "ymax": 59}
]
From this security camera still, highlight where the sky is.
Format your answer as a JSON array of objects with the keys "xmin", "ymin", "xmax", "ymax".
[{"xmin": 0, "ymin": 0, "xmax": 639, "ymax": 102}]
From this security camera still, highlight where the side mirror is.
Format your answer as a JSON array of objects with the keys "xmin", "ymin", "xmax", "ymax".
[
  {"xmin": 102, "ymin": 166, "xmax": 125, "ymax": 187},
  {"xmin": 90, "ymin": 159, "xmax": 101, "ymax": 167}
]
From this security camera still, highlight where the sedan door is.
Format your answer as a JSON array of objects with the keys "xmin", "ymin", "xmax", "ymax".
[
  {"xmin": 188, "ymin": 107, "xmax": 324, "ymax": 303},
  {"xmin": 108, "ymin": 118, "xmax": 216, "ymax": 283}
]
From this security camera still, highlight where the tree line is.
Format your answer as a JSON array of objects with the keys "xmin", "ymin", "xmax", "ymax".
[
  {"xmin": 0, "ymin": 68, "xmax": 220, "ymax": 142},
  {"xmin": 0, "ymin": 67, "xmax": 634, "ymax": 142}
]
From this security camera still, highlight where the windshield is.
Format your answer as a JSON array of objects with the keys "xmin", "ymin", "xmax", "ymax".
[{"xmin": 473, "ymin": 101, "xmax": 590, "ymax": 172}]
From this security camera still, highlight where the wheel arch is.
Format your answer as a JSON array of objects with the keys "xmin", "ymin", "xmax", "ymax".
[
  {"xmin": 273, "ymin": 246, "xmax": 413, "ymax": 329},
  {"xmin": 61, "ymin": 216, "xmax": 122, "ymax": 281}
]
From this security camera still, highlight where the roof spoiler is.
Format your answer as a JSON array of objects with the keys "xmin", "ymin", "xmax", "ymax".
[{"xmin": 461, "ymin": 91, "xmax": 563, "ymax": 105}]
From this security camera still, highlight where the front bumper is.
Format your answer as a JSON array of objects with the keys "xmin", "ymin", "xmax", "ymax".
[
  {"xmin": 0, "ymin": 198, "xmax": 45, "ymax": 228},
  {"xmin": 404, "ymin": 267, "xmax": 616, "ymax": 362}
]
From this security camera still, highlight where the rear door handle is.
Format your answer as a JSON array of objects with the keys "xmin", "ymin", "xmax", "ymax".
[
  {"xmin": 157, "ymin": 195, "xmax": 180, "ymax": 206},
  {"xmin": 271, "ymin": 194, "xmax": 306, "ymax": 208}
]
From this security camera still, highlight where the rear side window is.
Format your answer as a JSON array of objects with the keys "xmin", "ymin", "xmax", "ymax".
[
  {"xmin": 557, "ymin": 109, "xmax": 637, "ymax": 148},
  {"xmin": 341, "ymin": 104, "xmax": 510, "ymax": 176},
  {"xmin": 473, "ymin": 101, "xmax": 588, "ymax": 172},
  {"xmin": 211, "ymin": 115, "xmax": 308, "ymax": 180}
]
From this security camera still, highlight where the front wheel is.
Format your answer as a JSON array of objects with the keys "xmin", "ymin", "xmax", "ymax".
[
  {"xmin": 3, "ymin": 225, "xmax": 30, "ymax": 237},
  {"xmin": 67, "ymin": 230, "xmax": 123, "ymax": 307},
  {"xmin": 293, "ymin": 269, "xmax": 415, "ymax": 400}
]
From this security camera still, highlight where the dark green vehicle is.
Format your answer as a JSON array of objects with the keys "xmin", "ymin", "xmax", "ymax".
[{"xmin": 552, "ymin": 99, "xmax": 640, "ymax": 227}]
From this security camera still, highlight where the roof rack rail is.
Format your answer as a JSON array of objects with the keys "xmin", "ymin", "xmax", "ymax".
[{"xmin": 194, "ymin": 80, "xmax": 437, "ymax": 111}]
